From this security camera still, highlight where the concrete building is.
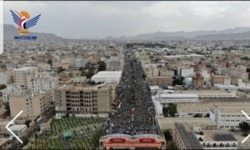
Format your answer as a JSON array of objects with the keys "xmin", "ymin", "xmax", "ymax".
[
  {"xmin": 54, "ymin": 83, "xmax": 115, "ymax": 114},
  {"xmin": 177, "ymin": 103, "xmax": 210, "ymax": 118},
  {"xmin": 0, "ymin": 72, "xmax": 10, "ymax": 85},
  {"xmin": 173, "ymin": 123, "xmax": 203, "ymax": 149},
  {"xmin": 74, "ymin": 58, "xmax": 88, "ymax": 69},
  {"xmin": 209, "ymin": 102, "xmax": 250, "ymax": 129},
  {"xmin": 9, "ymin": 91, "xmax": 52, "ymax": 118},
  {"xmin": 30, "ymin": 73, "xmax": 58, "ymax": 94},
  {"xmin": 12, "ymin": 67, "xmax": 38, "ymax": 89},
  {"xmin": 193, "ymin": 73, "xmax": 204, "ymax": 87},
  {"xmin": 181, "ymin": 68, "xmax": 194, "ymax": 77},
  {"xmin": 211, "ymin": 75, "xmax": 231, "ymax": 86},
  {"xmin": 158, "ymin": 93, "xmax": 199, "ymax": 104},
  {"xmin": 197, "ymin": 129, "xmax": 238, "ymax": 149},
  {"xmin": 177, "ymin": 90, "xmax": 237, "ymax": 98},
  {"xmin": 157, "ymin": 117, "xmax": 215, "ymax": 131},
  {"xmin": 1, "ymin": 84, "xmax": 28, "ymax": 103},
  {"xmin": 37, "ymin": 63, "xmax": 51, "ymax": 72},
  {"xmin": 91, "ymin": 71, "xmax": 121, "ymax": 83},
  {"xmin": 105, "ymin": 59, "xmax": 123, "ymax": 71},
  {"xmin": 143, "ymin": 64, "xmax": 159, "ymax": 77},
  {"xmin": 147, "ymin": 76, "xmax": 172, "ymax": 87},
  {"xmin": 73, "ymin": 77, "xmax": 87, "ymax": 86}
]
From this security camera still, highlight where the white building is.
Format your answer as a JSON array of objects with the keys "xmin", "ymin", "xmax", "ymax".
[
  {"xmin": 37, "ymin": 63, "xmax": 51, "ymax": 72},
  {"xmin": 193, "ymin": 127, "xmax": 238, "ymax": 150},
  {"xmin": 12, "ymin": 67, "xmax": 38, "ymax": 89},
  {"xmin": 105, "ymin": 59, "xmax": 123, "ymax": 71},
  {"xmin": 209, "ymin": 103, "xmax": 250, "ymax": 129},
  {"xmin": 157, "ymin": 93, "xmax": 199, "ymax": 104},
  {"xmin": 30, "ymin": 73, "xmax": 58, "ymax": 101},
  {"xmin": 74, "ymin": 58, "xmax": 88, "ymax": 69},
  {"xmin": 91, "ymin": 71, "xmax": 122, "ymax": 83},
  {"xmin": 178, "ymin": 90, "xmax": 237, "ymax": 98},
  {"xmin": 1, "ymin": 84, "xmax": 28, "ymax": 103},
  {"xmin": 0, "ymin": 73, "xmax": 10, "ymax": 85},
  {"xmin": 152, "ymin": 95, "xmax": 163, "ymax": 115},
  {"xmin": 181, "ymin": 68, "xmax": 194, "ymax": 77}
]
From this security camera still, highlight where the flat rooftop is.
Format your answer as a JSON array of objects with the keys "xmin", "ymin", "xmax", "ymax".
[
  {"xmin": 160, "ymin": 93, "xmax": 198, "ymax": 98},
  {"xmin": 157, "ymin": 117, "xmax": 215, "ymax": 130},
  {"xmin": 178, "ymin": 101, "xmax": 250, "ymax": 113},
  {"xmin": 13, "ymin": 67, "xmax": 35, "ymax": 71},
  {"xmin": 175, "ymin": 90, "xmax": 236, "ymax": 94},
  {"xmin": 201, "ymin": 130, "xmax": 237, "ymax": 142},
  {"xmin": 92, "ymin": 71, "xmax": 122, "ymax": 77}
]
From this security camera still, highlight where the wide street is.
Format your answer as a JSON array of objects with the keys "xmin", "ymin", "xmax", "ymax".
[{"xmin": 105, "ymin": 47, "xmax": 157, "ymax": 135}]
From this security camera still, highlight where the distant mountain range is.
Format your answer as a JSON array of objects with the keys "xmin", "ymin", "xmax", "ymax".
[
  {"xmin": 106, "ymin": 27, "xmax": 250, "ymax": 40},
  {"xmin": 5, "ymin": 24, "xmax": 250, "ymax": 41},
  {"xmin": 4, "ymin": 24, "xmax": 63, "ymax": 41}
]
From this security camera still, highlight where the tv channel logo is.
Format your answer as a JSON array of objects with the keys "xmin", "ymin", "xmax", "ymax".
[{"xmin": 10, "ymin": 10, "xmax": 41, "ymax": 40}]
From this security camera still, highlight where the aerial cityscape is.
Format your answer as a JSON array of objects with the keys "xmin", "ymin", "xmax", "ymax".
[{"xmin": 1, "ymin": 1, "xmax": 250, "ymax": 150}]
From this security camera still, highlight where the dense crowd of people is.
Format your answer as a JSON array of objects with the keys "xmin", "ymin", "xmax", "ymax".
[{"xmin": 104, "ymin": 48, "xmax": 157, "ymax": 135}]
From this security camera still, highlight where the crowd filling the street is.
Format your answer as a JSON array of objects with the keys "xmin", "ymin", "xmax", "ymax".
[{"xmin": 104, "ymin": 48, "xmax": 157, "ymax": 135}]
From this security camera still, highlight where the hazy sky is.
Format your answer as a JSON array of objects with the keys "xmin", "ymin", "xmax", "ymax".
[{"xmin": 4, "ymin": 1, "xmax": 250, "ymax": 39}]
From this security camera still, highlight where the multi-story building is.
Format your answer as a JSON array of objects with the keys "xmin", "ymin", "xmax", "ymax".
[
  {"xmin": 147, "ymin": 76, "xmax": 173, "ymax": 87},
  {"xmin": 91, "ymin": 71, "xmax": 122, "ymax": 83},
  {"xmin": 54, "ymin": 83, "xmax": 115, "ymax": 114},
  {"xmin": 1, "ymin": 84, "xmax": 29, "ymax": 103},
  {"xmin": 12, "ymin": 67, "xmax": 38, "ymax": 89},
  {"xmin": 174, "ymin": 122, "xmax": 238, "ymax": 150},
  {"xmin": 37, "ymin": 63, "xmax": 51, "ymax": 72},
  {"xmin": 173, "ymin": 123, "xmax": 203, "ymax": 150},
  {"xmin": 211, "ymin": 75, "xmax": 231, "ymax": 86},
  {"xmin": 196, "ymin": 128, "xmax": 238, "ymax": 149},
  {"xmin": 0, "ymin": 72, "xmax": 10, "ymax": 85},
  {"xmin": 181, "ymin": 68, "xmax": 194, "ymax": 77},
  {"xmin": 158, "ymin": 68, "xmax": 174, "ymax": 77},
  {"xmin": 193, "ymin": 73, "xmax": 204, "ymax": 87},
  {"xmin": 156, "ymin": 92, "xmax": 199, "ymax": 104},
  {"xmin": 105, "ymin": 59, "xmax": 123, "ymax": 71},
  {"xmin": 143, "ymin": 64, "xmax": 159, "ymax": 77},
  {"xmin": 30, "ymin": 73, "xmax": 58, "ymax": 94},
  {"xmin": 179, "ymin": 90, "xmax": 237, "ymax": 98},
  {"xmin": 9, "ymin": 91, "xmax": 52, "ymax": 118},
  {"xmin": 209, "ymin": 102, "xmax": 250, "ymax": 129},
  {"xmin": 74, "ymin": 58, "xmax": 88, "ymax": 69}
]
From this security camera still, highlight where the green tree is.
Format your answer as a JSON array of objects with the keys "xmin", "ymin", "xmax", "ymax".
[
  {"xmin": 239, "ymin": 122, "xmax": 250, "ymax": 131},
  {"xmin": 0, "ymin": 84, "xmax": 7, "ymax": 90},
  {"xmin": 25, "ymin": 119, "xmax": 32, "ymax": 128},
  {"xmin": 168, "ymin": 103, "xmax": 177, "ymax": 117},
  {"xmin": 22, "ymin": 137, "xmax": 29, "ymax": 146},
  {"xmin": 163, "ymin": 129, "xmax": 172, "ymax": 141},
  {"xmin": 86, "ymin": 70, "xmax": 94, "ymax": 79},
  {"xmin": 98, "ymin": 61, "xmax": 106, "ymax": 71},
  {"xmin": 79, "ymin": 67, "xmax": 84, "ymax": 71}
]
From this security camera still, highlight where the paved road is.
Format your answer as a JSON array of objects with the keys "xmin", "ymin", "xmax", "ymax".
[{"xmin": 105, "ymin": 47, "xmax": 158, "ymax": 135}]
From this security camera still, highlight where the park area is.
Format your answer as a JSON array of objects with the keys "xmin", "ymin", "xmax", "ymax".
[{"xmin": 24, "ymin": 116, "xmax": 106, "ymax": 149}]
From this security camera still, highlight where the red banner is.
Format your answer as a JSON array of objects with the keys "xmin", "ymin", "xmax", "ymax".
[
  {"xmin": 139, "ymin": 138, "xmax": 156, "ymax": 143},
  {"xmin": 109, "ymin": 138, "xmax": 126, "ymax": 143}
]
